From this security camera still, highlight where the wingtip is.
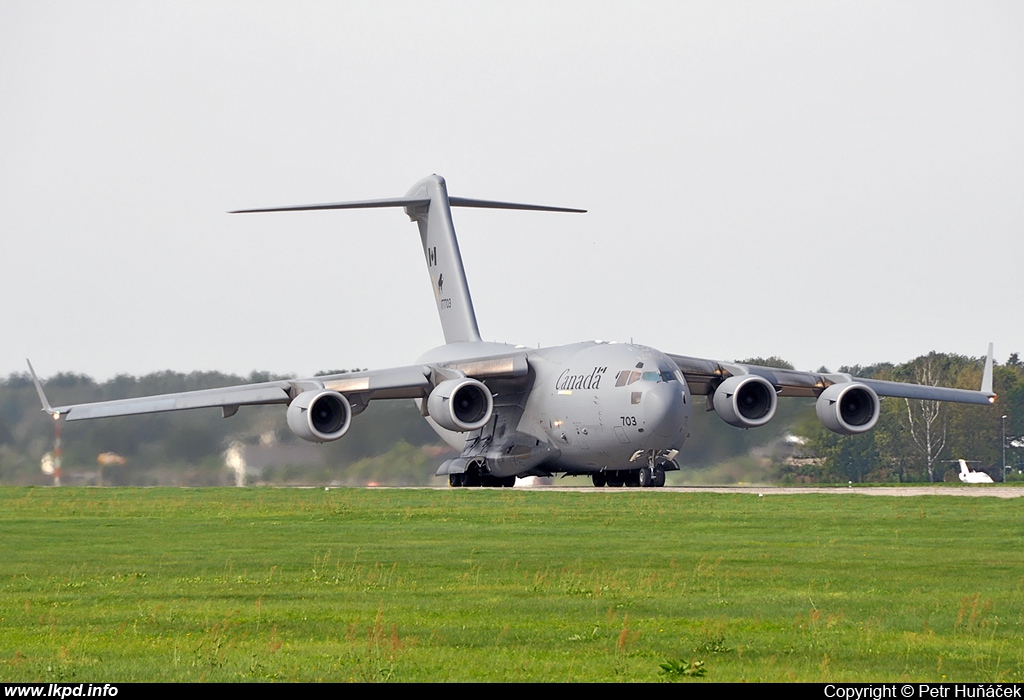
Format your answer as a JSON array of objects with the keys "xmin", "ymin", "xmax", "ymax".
[
  {"xmin": 981, "ymin": 342, "xmax": 995, "ymax": 397},
  {"xmin": 26, "ymin": 359, "xmax": 58, "ymax": 416}
]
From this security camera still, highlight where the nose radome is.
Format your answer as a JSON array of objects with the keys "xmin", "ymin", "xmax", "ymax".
[{"xmin": 644, "ymin": 382, "xmax": 686, "ymax": 438}]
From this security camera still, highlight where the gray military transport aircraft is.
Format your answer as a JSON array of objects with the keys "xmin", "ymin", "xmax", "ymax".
[{"xmin": 29, "ymin": 175, "xmax": 996, "ymax": 487}]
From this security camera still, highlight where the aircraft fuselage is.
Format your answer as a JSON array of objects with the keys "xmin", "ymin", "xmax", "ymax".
[{"xmin": 419, "ymin": 340, "xmax": 692, "ymax": 475}]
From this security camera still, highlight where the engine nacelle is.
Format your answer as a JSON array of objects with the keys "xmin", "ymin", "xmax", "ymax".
[
  {"xmin": 712, "ymin": 374, "xmax": 778, "ymax": 428},
  {"xmin": 427, "ymin": 378, "xmax": 493, "ymax": 432},
  {"xmin": 815, "ymin": 382, "xmax": 880, "ymax": 435},
  {"xmin": 286, "ymin": 390, "xmax": 352, "ymax": 443}
]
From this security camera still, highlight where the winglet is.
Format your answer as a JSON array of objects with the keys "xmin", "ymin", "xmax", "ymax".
[
  {"xmin": 981, "ymin": 343, "xmax": 995, "ymax": 398},
  {"xmin": 26, "ymin": 360, "xmax": 60, "ymax": 418}
]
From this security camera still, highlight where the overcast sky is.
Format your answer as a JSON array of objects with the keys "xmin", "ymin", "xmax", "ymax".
[{"xmin": 3, "ymin": 1, "xmax": 1021, "ymax": 382}]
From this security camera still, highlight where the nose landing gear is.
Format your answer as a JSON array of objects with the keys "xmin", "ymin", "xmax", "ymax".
[{"xmin": 638, "ymin": 466, "xmax": 652, "ymax": 487}]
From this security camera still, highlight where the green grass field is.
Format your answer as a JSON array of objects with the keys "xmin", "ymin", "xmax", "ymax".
[{"xmin": 1, "ymin": 487, "xmax": 1022, "ymax": 682}]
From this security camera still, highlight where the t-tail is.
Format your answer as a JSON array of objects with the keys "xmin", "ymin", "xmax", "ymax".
[
  {"xmin": 233, "ymin": 174, "xmax": 584, "ymax": 344},
  {"xmin": 404, "ymin": 175, "xmax": 483, "ymax": 343}
]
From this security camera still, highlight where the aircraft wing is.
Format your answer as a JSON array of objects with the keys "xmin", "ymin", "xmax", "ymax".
[
  {"xmin": 667, "ymin": 344, "xmax": 996, "ymax": 406},
  {"xmin": 27, "ymin": 348, "xmax": 532, "ymax": 422},
  {"xmin": 28, "ymin": 361, "xmax": 434, "ymax": 422}
]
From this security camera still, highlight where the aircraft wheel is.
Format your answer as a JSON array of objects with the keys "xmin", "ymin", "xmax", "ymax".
[
  {"xmin": 499, "ymin": 476, "xmax": 516, "ymax": 487},
  {"xmin": 638, "ymin": 466, "xmax": 652, "ymax": 488},
  {"xmin": 607, "ymin": 471, "xmax": 624, "ymax": 487},
  {"xmin": 652, "ymin": 464, "xmax": 666, "ymax": 488},
  {"xmin": 625, "ymin": 470, "xmax": 641, "ymax": 488},
  {"xmin": 449, "ymin": 473, "xmax": 464, "ymax": 488},
  {"xmin": 592, "ymin": 472, "xmax": 607, "ymax": 488}
]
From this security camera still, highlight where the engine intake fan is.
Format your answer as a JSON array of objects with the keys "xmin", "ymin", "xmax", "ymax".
[
  {"xmin": 816, "ymin": 382, "xmax": 880, "ymax": 435},
  {"xmin": 712, "ymin": 374, "xmax": 778, "ymax": 428},
  {"xmin": 427, "ymin": 378, "xmax": 493, "ymax": 432},
  {"xmin": 287, "ymin": 390, "xmax": 352, "ymax": 442}
]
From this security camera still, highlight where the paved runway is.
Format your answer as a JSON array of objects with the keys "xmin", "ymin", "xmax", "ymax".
[{"xmin": 507, "ymin": 484, "xmax": 1024, "ymax": 498}]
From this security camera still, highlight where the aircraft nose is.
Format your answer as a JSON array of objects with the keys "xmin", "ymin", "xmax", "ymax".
[{"xmin": 644, "ymin": 382, "xmax": 686, "ymax": 438}]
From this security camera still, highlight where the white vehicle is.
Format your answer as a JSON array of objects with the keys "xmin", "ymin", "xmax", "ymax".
[{"xmin": 957, "ymin": 459, "xmax": 994, "ymax": 484}]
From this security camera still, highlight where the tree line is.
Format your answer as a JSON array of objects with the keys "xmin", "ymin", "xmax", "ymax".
[
  {"xmin": 0, "ymin": 369, "xmax": 444, "ymax": 486},
  {"xmin": 0, "ymin": 350, "xmax": 1020, "ymax": 485},
  {"xmin": 790, "ymin": 352, "xmax": 1024, "ymax": 483}
]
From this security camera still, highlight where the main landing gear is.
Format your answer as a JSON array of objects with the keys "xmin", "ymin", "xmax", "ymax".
[
  {"xmin": 592, "ymin": 463, "xmax": 666, "ymax": 488},
  {"xmin": 448, "ymin": 465, "xmax": 515, "ymax": 488}
]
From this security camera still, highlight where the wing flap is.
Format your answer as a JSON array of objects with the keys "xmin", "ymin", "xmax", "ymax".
[
  {"xmin": 664, "ymin": 354, "xmax": 724, "ymax": 396},
  {"xmin": 319, "ymin": 366, "xmax": 431, "ymax": 399},
  {"xmin": 433, "ymin": 351, "xmax": 529, "ymax": 380}
]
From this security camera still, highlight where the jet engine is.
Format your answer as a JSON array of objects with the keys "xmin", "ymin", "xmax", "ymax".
[
  {"xmin": 427, "ymin": 378, "xmax": 493, "ymax": 432},
  {"xmin": 712, "ymin": 374, "xmax": 778, "ymax": 428},
  {"xmin": 286, "ymin": 390, "xmax": 352, "ymax": 442},
  {"xmin": 815, "ymin": 382, "xmax": 880, "ymax": 435}
]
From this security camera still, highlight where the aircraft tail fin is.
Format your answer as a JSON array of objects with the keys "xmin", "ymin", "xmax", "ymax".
[
  {"xmin": 233, "ymin": 175, "xmax": 585, "ymax": 345},
  {"xmin": 401, "ymin": 175, "xmax": 484, "ymax": 343},
  {"xmin": 959, "ymin": 459, "xmax": 970, "ymax": 477}
]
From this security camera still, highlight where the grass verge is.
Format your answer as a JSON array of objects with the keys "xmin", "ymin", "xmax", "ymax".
[{"xmin": 1, "ymin": 487, "xmax": 1022, "ymax": 681}]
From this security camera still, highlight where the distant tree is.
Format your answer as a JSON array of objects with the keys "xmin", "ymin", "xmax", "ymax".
[
  {"xmin": 737, "ymin": 356, "xmax": 795, "ymax": 370},
  {"xmin": 803, "ymin": 350, "xmax": 1004, "ymax": 483},
  {"xmin": 314, "ymin": 368, "xmax": 366, "ymax": 377},
  {"xmin": 4, "ymin": 352, "xmax": 1021, "ymax": 485},
  {"xmin": 899, "ymin": 355, "xmax": 950, "ymax": 482}
]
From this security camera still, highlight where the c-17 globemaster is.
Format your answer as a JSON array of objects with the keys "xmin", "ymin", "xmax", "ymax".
[{"xmin": 29, "ymin": 175, "xmax": 996, "ymax": 487}]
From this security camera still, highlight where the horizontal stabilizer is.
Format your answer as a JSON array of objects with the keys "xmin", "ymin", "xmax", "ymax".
[
  {"xmin": 231, "ymin": 175, "xmax": 585, "ymax": 345},
  {"xmin": 232, "ymin": 197, "xmax": 584, "ymax": 215},
  {"xmin": 447, "ymin": 197, "xmax": 585, "ymax": 213},
  {"xmin": 230, "ymin": 197, "xmax": 428, "ymax": 214}
]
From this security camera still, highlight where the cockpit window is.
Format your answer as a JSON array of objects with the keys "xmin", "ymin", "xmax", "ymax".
[
  {"xmin": 614, "ymin": 370, "xmax": 640, "ymax": 386},
  {"xmin": 616, "ymin": 368, "xmax": 680, "ymax": 385}
]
